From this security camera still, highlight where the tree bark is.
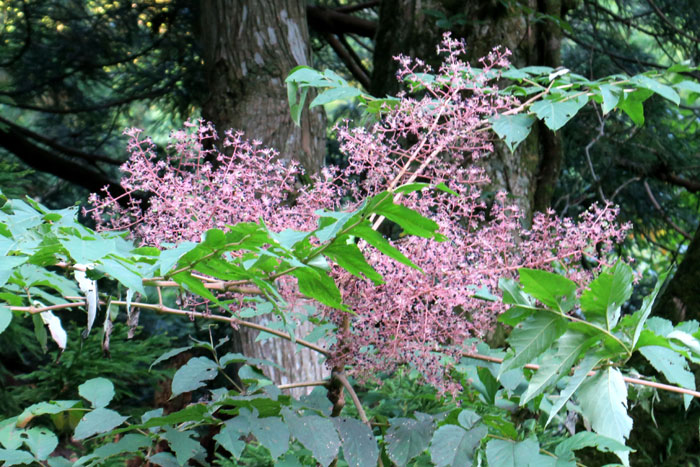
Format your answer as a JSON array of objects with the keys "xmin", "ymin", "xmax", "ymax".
[
  {"xmin": 372, "ymin": 0, "xmax": 574, "ymax": 220},
  {"xmin": 199, "ymin": 0, "xmax": 329, "ymax": 394}
]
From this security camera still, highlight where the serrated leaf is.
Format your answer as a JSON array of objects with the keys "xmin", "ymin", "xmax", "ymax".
[
  {"xmin": 490, "ymin": 114, "xmax": 536, "ymax": 151},
  {"xmin": 97, "ymin": 258, "xmax": 145, "ymax": 295},
  {"xmin": 371, "ymin": 196, "xmax": 440, "ymax": 239},
  {"xmin": 333, "ymin": 417, "xmax": 378, "ymax": 467},
  {"xmin": 518, "ymin": 268, "xmax": 577, "ymax": 312},
  {"xmin": 149, "ymin": 452, "xmax": 179, "ymax": 467},
  {"xmin": 323, "ymin": 242, "xmax": 383, "ymax": 284},
  {"xmin": 639, "ymin": 345, "xmax": 695, "ymax": 409},
  {"xmin": 75, "ymin": 434, "xmax": 151, "ymax": 466},
  {"xmin": 499, "ymin": 313, "xmax": 568, "ymax": 376},
  {"xmin": 348, "ymin": 224, "xmax": 420, "ymax": 271},
  {"xmin": 73, "ymin": 408, "xmax": 128, "ymax": 440},
  {"xmin": 159, "ymin": 242, "xmax": 197, "ymax": 275},
  {"xmin": 171, "ymin": 356, "xmax": 219, "ymax": 397},
  {"xmin": 290, "ymin": 267, "xmax": 345, "ymax": 310},
  {"xmin": 161, "ymin": 428, "xmax": 202, "ymax": 465},
  {"xmin": 282, "ymin": 408, "xmax": 340, "ymax": 467},
  {"xmin": 630, "ymin": 275, "xmax": 666, "ymax": 349},
  {"xmin": 149, "ymin": 346, "xmax": 193, "ymax": 371},
  {"xmin": 430, "ymin": 424, "xmax": 487, "ymax": 467},
  {"xmin": 385, "ymin": 413, "xmax": 434, "ymax": 466},
  {"xmin": 485, "ymin": 438, "xmax": 554, "ymax": 467},
  {"xmin": 580, "ymin": 262, "xmax": 633, "ymax": 329},
  {"xmin": 530, "ymin": 94, "xmax": 588, "ymax": 131},
  {"xmin": 547, "ymin": 354, "xmax": 601, "ymax": 426},
  {"xmin": 78, "ymin": 377, "xmax": 115, "ymax": 409},
  {"xmin": 0, "ymin": 257, "xmax": 28, "ymax": 287},
  {"xmin": 17, "ymin": 401, "xmax": 79, "ymax": 428},
  {"xmin": 577, "ymin": 367, "xmax": 632, "ymax": 466},
  {"xmin": 631, "ymin": 75, "xmax": 680, "ymax": 104},
  {"xmin": 521, "ymin": 331, "xmax": 591, "ymax": 405}
]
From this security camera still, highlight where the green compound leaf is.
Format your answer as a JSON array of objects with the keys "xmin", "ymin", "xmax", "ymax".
[
  {"xmin": 78, "ymin": 377, "xmax": 115, "ymax": 409},
  {"xmin": 518, "ymin": 268, "xmax": 577, "ymax": 312},
  {"xmin": 75, "ymin": 434, "xmax": 150, "ymax": 466},
  {"xmin": 580, "ymin": 262, "xmax": 633, "ymax": 330},
  {"xmin": 161, "ymin": 428, "xmax": 203, "ymax": 465},
  {"xmin": 23, "ymin": 426, "xmax": 58, "ymax": 461},
  {"xmin": 0, "ymin": 448, "xmax": 36, "ymax": 466},
  {"xmin": 430, "ymin": 424, "xmax": 487, "ymax": 467},
  {"xmin": 171, "ymin": 356, "xmax": 219, "ymax": 397},
  {"xmin": 73, "ymin": 408, "xmax": 128, "ymax": 440}
]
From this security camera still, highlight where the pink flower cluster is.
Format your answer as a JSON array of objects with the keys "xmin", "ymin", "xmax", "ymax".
[{"xmin": 87, "ymin": 34, "xmax": 628, "ymax": 394}]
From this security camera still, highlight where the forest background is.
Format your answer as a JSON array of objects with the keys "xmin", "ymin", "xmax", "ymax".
[{"xmin": 0, "ymin": 0, "xmax": 699, "ymax": 466}]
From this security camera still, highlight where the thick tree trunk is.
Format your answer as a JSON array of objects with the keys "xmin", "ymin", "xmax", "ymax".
[
  {"xmin": 372, "ymin": 0, "xmax": 573, "ymax": 220},
  {"xmin": 199, "ymin": 0, "xmax": 329, "ymax": 394}
]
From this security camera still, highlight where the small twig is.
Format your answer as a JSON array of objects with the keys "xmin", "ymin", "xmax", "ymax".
[
  {"xmin": 335, "ymin": 372, "xmax": 370, "ymax": 427},
  {"xmin": 643, "ymin": 179, "xmax": 693, "ymax": 240},
  {"xmin": 584, "ymin": 106, "xmax": 608, "ymax": 203},
  {"xmin": 278, "ymin": 380, "xmax": 329, "ymax": 390},
  {"xmin": 462, "ymin": 351, "xmax": 700, "ymax": 399}
]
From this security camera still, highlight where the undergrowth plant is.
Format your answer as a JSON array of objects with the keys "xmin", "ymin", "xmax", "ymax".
[{"xmin": 0, "ymin": 35, "xmax": 699, "ymax": 466}]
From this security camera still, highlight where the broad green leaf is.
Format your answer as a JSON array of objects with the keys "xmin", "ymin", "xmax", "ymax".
[
  {"xmin": 630, "ymin": 275, "xmax": 666, "ymax": 349},
  {"xmin": 171, "ymin": 356, "xmax": 219, "ymax": 397},
  {"xmin": 371, "ymin": 196, "xmax": 440, "ymax": 238},
  {"xmin": 310, "ymin": 86, "xmax": 362, "ymax": 107},
  {"xmin": 224, "ymin": 408, "xmax": 290, "ymax": 460},
  {"xmin": 530, "ymin": 94, "xmax": 588, "ymax": 131},
  {"xmin": 546, "ymin": 354, "xmax": 601, "ymax": 426},
  {"xmin": 639, "ymin": 345, "xmax": 695, "ymax": 409},
  {"xmin": 0, "ymin": 256, "xmax": 27, "ymax": 287},
  {"xmin": 430, "ymin": 424, "xmax": 487, "ymax": 467},
  {"xmin": 674, "ymin": 79, "xmax": 700, "ymax": 95},
  {"xmin": 385, "ymin": 413, "xmax": 434, "ymax": 466},
  {"xmin": 518, "ymin": 268, "xmax": 577, "ymax": 312},
  {"xmin": 214, "ymin": 422, "xmax": 246, "ymax": 459},
  {"xmin": 60, "ymin": 237, "xmax": 115, "ymax": 264},
  {"xmin": 23, "ymin": 427, "xmax": 57, "ymax": 460},
  {"xmin": 332, "ymin": 417, "xmax": 379, "ymax": 467},
  {"xmin": 577, "ymin": 368, "xmax": 632, "ymax": 466},
  {"xmin": 98, "ymin": 258, "xmax": 146, "ymax": 295},
  {"xmin": 290, "ymin": 267, "xmax": 345, "ymax": 310},
  {"xmin": 148, "ymin": 452, "xmax": 179, "ymax": 467},
  {"xmin": 485, "ymin": 437, "xmax": 554, "ymax": 467},
  {"xmin": 172, "ymin": 271, "xmax": 222, "ymax": 307},
  {"xmin": 580, "ymin": 262, "xmax": 633, "ymax": 329},
  {"xmin": 139, "ymin": 404, "xmax": 209, "ymax": 429},
  {"xmin": 73, "ymin": 408, "xmax": 128, "ymax": 440},
  {"xmin": 521, "ymin": 331, "xmax": 591, "ymax": 405},
  {"xmin": 631, "ymin": 75, "xmax": 680, "ymax": 105},
  {"xmin": 315, "ymin": 210, "xmax": 357, "ymax": 243},
  {"xmin": 282, "ymin": 408, "xmax": 340, "ymax": 467},
  {"xmin": 16, "ymin": 401, "xmax": 79, "ymax": 427},
  {"xmin": 348, "ymin": 224, "xmax": 420, "ymax": 271},
  {"xmin": 0, "ymin": 305, "xmax": 11, "ymax": 335},
  {"xmin": 458, "ymin": 410, "xmax": 481, "ymax": 430},
  {"xmin": 0, "ymin": 448, "xmax": 35, "ymax": 466},
  {"xmin": 476, "ymin": 367, "xmax": 500, "ymax": 404},
  {"xmin": 161, "ymin": 428, "xmax": 202, "ymax": 465},
  {"xmin": 499, "ymin": 313, "xmax": 568, "ymax": 376},
  {"xmin": 31, "ymin": 313, "xmax": 47, "ymax": 353},
  {"xmin": 490, "ymin": 114, "xmax": 536, "ymax": 151},
  {"xmin": 555, "ymin": 431, "xmax": 632, "ymax": 461},
  {"xmin": 668, "ymin": 329, "xmax": 700, "ymax": 356},
  {"xmin": 75, "ymin": 434, "xmax": 151, "ymax": 466},
  {"xmin": 78, "ymin": 377, "xmax": 115, "ymax": 409},
  {"xmin": 159, "ymin": 241, "xmax": 197, "ymax": 275},
  {"xmin": 323, "ymin": 242, "xmax": 383, "ymax": 284},
  {"xmin": 599, "ymin": 84, "xmax": 621, "ymax": 114},
  {"xmin": 617, "ymin": 88, "xmax": 652, "ymax": 126},
  {"xmin": 149, "ymin": 346, "xmax": 193, "ymax": 371}
]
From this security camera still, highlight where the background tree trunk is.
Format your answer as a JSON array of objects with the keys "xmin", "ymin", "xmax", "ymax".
[{"xmin": 199, "ymin": 0, "xmax": 329, "ymax": 394}]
